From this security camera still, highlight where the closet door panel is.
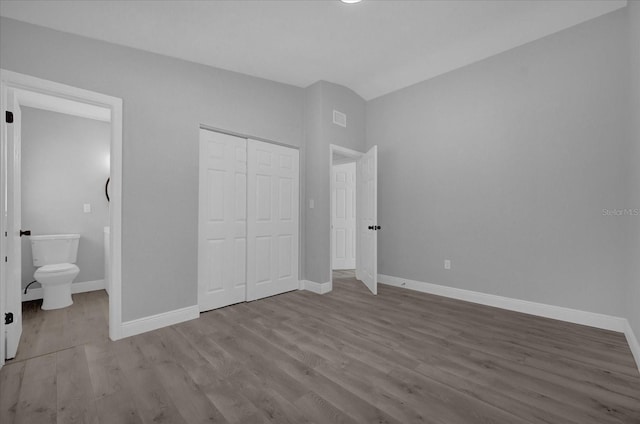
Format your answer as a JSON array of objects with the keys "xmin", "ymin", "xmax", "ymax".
[
  {"xmin": 198, "ymin": 129, "xmax": 247, "ymax": 311},
  {"xmin": 247, "ymin": 140, "xmax": 299, "ymax": 301}
]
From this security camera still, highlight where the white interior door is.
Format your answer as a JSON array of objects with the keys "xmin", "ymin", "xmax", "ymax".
[
  {"xmin": 332, "ymin": 162, "xmax": 356, "ymax": 270},
  {"xmin": 198, "ymin": 129, "xmax": 247, "ymax": 312},
  {"xmin": 247, "ymin": 139, "xmax": 299, "ymax": 301},
  {"xmin": 356, "ymin": 145, "xmax": 378, "ymax": 295},
  {"xmin": 3, "ymin": 88, "xmax": 23, "ymax": 359}
]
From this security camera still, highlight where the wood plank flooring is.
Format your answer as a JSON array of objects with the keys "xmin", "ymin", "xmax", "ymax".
[
  {"xmin": 1, "ymin": 272, "xmax": 639, "ymax": 424},
  {"xmin": 13, "ymin": 290, "xmax": 109, "ymax": 362}
]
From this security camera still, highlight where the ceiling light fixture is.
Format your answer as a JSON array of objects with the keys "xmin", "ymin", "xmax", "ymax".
[{"xmin": 341, "ymin": 0, "xmax": 362, "ymax": 4}]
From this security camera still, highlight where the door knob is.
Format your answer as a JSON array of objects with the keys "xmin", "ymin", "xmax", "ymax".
[
  {"xmin": 20, "ymin": 230, "xmax": 31, "ymax": 237},
  {"xmin": 375, "ymin": 226, "xmax": 381, "ymax": 230},
  {"xmin": 368, "ymin": 226, "xmax": 374, "ymax": 230}
]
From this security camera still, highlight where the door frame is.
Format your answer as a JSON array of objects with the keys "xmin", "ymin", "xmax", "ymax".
[
  {"xmin": 329, "ymin": 144, "xmax": 363, "ymax": 288},
  {"xmin": 0, "ymin": 70, "xmax": 124, "ymax": 367}
]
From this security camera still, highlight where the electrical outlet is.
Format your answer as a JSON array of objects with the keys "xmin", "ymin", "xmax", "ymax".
[
  {"xmin": 309, "ymin": 199, "xmax": 315, "ymax": 209},
  {"xmin": 83, "ymin": 203, "xmax": 91, "ymax": 213},
  {"xmin": 444, "ymin": 259, "xmax": 451, "ymax": 270}
]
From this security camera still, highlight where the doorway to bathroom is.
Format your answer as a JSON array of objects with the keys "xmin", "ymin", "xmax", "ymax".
[{"xmin": 0, "ymin": 70, "xmax": 123, "ymax": 367}]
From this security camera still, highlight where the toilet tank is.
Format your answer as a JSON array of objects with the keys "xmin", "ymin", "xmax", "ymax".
[{"xmin": 30, "ymin": 234, "xmax": 80, "ymax": 267}]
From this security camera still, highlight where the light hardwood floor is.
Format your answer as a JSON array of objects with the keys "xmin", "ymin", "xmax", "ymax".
[
  {"xmin": 13, "ymin": 291, "xmax": 109, "ymax": 362},
  {"xmin": 1, "ymin": 273, "xmax": 639, "ymax": 423}
]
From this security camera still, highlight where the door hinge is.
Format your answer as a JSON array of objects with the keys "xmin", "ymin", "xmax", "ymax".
[
  {"xmin": 5, "ymin": 111, "xmax": 14, "ymax": 123},
  {"xmin": 5, "ymin": 312, "xmax": 13, "ymax": 325},
  {"xmin": 4, "ymin": 256, "xmax": 7, "ymax": 262}
]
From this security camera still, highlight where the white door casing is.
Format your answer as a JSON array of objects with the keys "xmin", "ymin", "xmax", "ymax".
[
  {"xmin": 3, "ymin": 88, "xmax": 23, "ymax": 359},
  {"xmin": 332, "ymin": 162, "xmax": 356, "ymax": 270},
  {"xmin": 357, "ymin": 145, "xmax": 377, "ymax": 295},
  {"xmin": 247, "ymin": 139, "xmax": 299, "ymax": 301},
  {"xmin": 198, "ymin": 129, "xmax": 248, "ymax": 311},
  {"xmin": 0, "ymin": 70, "xmax": 123, "ymax": 349},
  {"xmin": 0, "ymin": 85, "xmax": 4, "ymax": 366}
]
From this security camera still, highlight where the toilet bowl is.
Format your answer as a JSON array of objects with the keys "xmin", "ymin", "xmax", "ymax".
[
  {"xmin": 30, "ymin": 234, "xmax": 80, "ymax": 310},
  {"xmin": 34, "ymin": 263, "xmax": 79, "ymax": 310}
]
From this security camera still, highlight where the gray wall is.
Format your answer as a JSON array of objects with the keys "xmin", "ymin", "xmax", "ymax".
[
  {"xmin": 0, "ymin": 17, "xmax": 304, "ymax": 321},
  {"xmin": 366, "ymin": 9, "xmax": 630, "ymax": 317},
  {"xmin": 304, "ymin": 81, "xmax": 365, "ymax": 285},
  {"xmin": 21, "ymin": 107, "xmax": 110, "ymax": 289},
  {"xmin": 627, "ymin": 2, "xmax": 640, "ymax": 341}
]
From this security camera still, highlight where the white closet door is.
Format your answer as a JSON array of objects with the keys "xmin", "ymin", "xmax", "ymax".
[
  {"xmin": 247, "ymin": 139, "xmax": 299, "ymax": 301},
  {"xmin": 332, "ymin": 162, "xmax": 356, "ymax": 270},
  {"xmin": 198, "ymin": 129, "xmax": 247, "ymax": 312}
]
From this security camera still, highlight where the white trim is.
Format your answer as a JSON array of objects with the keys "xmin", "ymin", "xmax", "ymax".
[
  {"xmin": 379, "ymin": 274, "xmax": 640, "ymax": 371},
  {"xmin": 378, "ymin": 274, "xmax": 640, "ymax": 371},
  {"xmin": 300, "ymin": 280, "xmax": 332, "ymax": 295},
  {"xmin": 120, "ymin": 305, "xmax": 199, "ymax": 339},
  {"xmin": 378, "ymin": 274, "xmax": 627, "ymax": 332},
  {"xmin": 0, "ymin": 70, "xmax": 124, "ymax": 345},
  {"xmin": 22, "ymin": 279, "xmax": 105, "ymax": 302},
  {"xmin": 330, "ymin": 144, "xmax": 364, "ymax": 160},
  {"xmin": 624, "ymin": 321, "xmax": 640, "ymax": 373},
  {"xmin": 13, "ymin": 89, "xmax": 111, "ymax": 122}
]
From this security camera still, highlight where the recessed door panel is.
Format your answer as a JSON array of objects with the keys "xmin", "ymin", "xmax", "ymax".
[
  {"xmin": 279, "ymin": 178, "xmax": 292, "ymax": 221},
  {"xmin": 256, "ymin": 175, "xmax": 271, "ymax": 221},
  {"xmin": 207, "ymin": 170, "xmax": 225, "ymax": 222},
  {"xmin": 278, "ymin": 235, "xmax": 292, "ymax": 279},
  {"xmin": 255, "ymin": 236, "xmax": 272, "ymax": 284},
  {"xmin": 206, "ymin": 239, "xmax": 225, "ymax": 292},
  {"xmin": 234, "ymin": 238, "xmax": 246, "ymax": 288}
]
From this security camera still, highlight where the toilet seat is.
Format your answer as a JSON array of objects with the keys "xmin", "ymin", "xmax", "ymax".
[{"xmin": 36, "ymin": 263, "xmax": 78, "ymax": 274}]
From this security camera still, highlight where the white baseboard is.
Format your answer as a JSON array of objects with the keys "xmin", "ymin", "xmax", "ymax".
[
  {"xmin": 378, "ymin": 274, "xmax": 640, "ymax": 370},
  {"xmin": 120, "ymin": 305, "xmax": 199, "ymax": 339},
  {"xmin": 22, "ymin": 279, "xmax": 105, "ymax": 302},
  {"xmin": 379, "ymin": 274, "xmax": 640, "ymax": 371},
  {"xmin": 300, "ymin": 280, "xmax": 332, "ymax": 295},
  {"xmin": 624, "ymin": 321, "xmax": 640, "ymax": 373},
  {"xmin": 378, "ymin": 274, "xmax": 627, "ymax": 332}
]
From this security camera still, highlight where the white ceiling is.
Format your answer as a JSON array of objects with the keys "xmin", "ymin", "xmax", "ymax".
[{"xmin": 0, "ymin": 0, "xmax": 627, "ymax": 100}]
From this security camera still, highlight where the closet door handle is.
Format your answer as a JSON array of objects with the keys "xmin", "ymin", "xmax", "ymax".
[
  {"xmin": 368, "ymin": 226, "xmax": 374, "ymax": 230},
  {"xmin": 20, "ymin": 230, "xmax": 31, "ymax": 237}
]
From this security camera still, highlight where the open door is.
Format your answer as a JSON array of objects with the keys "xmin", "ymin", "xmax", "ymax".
[
  {"xmin": 2, "ymin": 87, "xmax": 23, "ymax": 360},
  {"xmin": 356, "ymin": 145, "xmax": 378, "ymax": 295}
]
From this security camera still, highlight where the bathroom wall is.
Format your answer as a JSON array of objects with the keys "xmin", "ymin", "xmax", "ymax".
[{"xmin": 21, "ymin": 107, "xmax": 110, "ymax": 290}]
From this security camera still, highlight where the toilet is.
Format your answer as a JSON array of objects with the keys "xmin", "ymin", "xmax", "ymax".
[{"xmin": 30, "ymin": 234, "xmax": 80, "ymax": 310}]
